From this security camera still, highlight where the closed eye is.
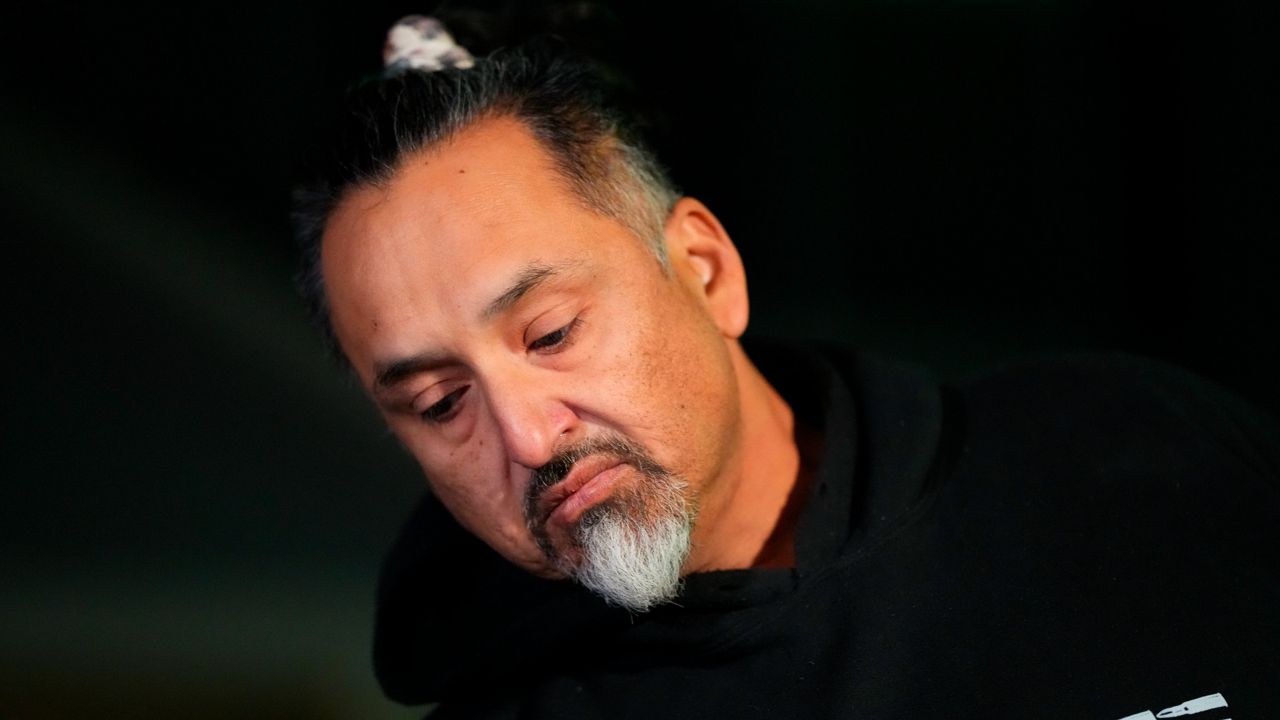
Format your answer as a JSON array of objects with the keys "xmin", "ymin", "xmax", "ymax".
[
  {"xmin": 528, "ymin": 318, "xmax": 581, "ymax": 352},
  {"xmin": 420, "ymin": 386, "xmax": 468, "ymax": 424}
]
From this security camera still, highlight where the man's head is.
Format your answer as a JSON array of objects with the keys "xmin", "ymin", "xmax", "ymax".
[
  {"xmin": 297, "ymin": 42, "xmax": 765, "ymax": 612},
  {"xmin": 295, "ymin": 45, "xmax": 680, "ymax": 358}
]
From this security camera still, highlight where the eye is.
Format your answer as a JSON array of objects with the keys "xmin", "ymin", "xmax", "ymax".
[
  {"xmin": 528, "ymin": 318, "xmax": 581, "ymax": 353},
  {"xmin": 420, "ymin": 386, "xmax": 468, "ymax": 424}
]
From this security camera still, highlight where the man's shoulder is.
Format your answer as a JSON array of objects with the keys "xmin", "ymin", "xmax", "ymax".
[
  {"xmin": 922, "ymin": 352, "xmax": 1280, "ymax": 720},
  {"xmin": 954, "ymin": 351, "xmax": 1280, "ymax": 481},
  {"xmin": 938, "ymin": 351, "xmax": 1280, "ymax": 581}
]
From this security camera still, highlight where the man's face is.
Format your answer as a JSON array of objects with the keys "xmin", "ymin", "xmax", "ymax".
[{"xmin": 321, "ymin": 117, "xmax": 748, "ymax": 590}]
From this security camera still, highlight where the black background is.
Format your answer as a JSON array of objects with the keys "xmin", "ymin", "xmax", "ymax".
[{"xmin": 2, "ymin": 1, "xmax": 1276, "ymax": 717}]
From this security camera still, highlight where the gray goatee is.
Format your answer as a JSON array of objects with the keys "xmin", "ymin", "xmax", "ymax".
[{"xmin": 525, "ymin": 434, "xmax": 694, "ymax": 612}]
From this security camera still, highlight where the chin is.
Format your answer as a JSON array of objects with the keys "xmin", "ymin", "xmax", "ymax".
[{"xmin": 567, "ymin": 500, "xmax": 693, "ymax": 612}]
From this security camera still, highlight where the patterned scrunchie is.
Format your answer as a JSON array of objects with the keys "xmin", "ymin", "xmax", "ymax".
[{"xmin": 383, "ymin": 15, "xmax": 475, "ymax": 74}]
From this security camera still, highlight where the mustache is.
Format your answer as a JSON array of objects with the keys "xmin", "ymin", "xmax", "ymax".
[{"xmin": 523, "ymin": 433, "xmax": 668, "ymax": 524}]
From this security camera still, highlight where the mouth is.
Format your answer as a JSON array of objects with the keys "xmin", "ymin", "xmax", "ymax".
[
  {"xmin": 524, "ymin": 433, "xmax": 680, "ymax": 572},
  {"xmin": 530, "ymin": 455, "xmax": 628, "ymax": 536}
]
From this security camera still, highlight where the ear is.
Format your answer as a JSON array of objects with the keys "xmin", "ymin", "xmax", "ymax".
[{"xmin": 663, "ymin": 197, "xmax": 749, "ymax": 338}]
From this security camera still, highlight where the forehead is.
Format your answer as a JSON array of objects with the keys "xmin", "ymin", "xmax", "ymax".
[
  {"xmin": 320, "ymin": 116, "xmax": 642, "ymax": 375},
  {"xmin": 324, "ymin": 114, "xmax": 586, "ymax": 261}
]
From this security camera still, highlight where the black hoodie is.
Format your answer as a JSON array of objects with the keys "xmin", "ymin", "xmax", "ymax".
[{"xmin": 373, "ymin": 345, "xmax": 1280, "ymax": 719}]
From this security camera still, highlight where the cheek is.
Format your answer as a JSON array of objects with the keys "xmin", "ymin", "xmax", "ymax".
[
  {"xmin": 409, "ymin": 425, "xmax": 529, "ymax": 547},
  {"xmin": 594, "ymin": 286, "xmax": 736, "ymax": 468},
  {"xmin": 421, "ymin": 442, "xmax": 498, "ymax": 513}
]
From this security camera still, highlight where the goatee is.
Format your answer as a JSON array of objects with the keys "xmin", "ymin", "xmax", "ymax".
[{"xmin": 525, "ymin": 434, "xmax": 694, "ymax": 612}]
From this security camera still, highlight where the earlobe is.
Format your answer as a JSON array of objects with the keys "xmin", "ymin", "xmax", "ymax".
[{"xmin": 663, "ymin": 198, "xmax": 750, "ymax": 338}]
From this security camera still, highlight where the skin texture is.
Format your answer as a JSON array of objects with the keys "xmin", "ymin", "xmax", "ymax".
[{"xmin": 321, "ymin": 115, "xmax": 802, "ymax": 580}]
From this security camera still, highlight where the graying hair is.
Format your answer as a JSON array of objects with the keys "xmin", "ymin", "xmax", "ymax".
[{"xmin": 292, "ymin": 44, "xmax": 679, "ymax": 363}]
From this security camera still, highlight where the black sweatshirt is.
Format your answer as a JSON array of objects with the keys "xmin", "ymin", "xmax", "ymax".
[{"xmin": 374, "ymin": 344, "xmax": 1280, "ymax": 719}]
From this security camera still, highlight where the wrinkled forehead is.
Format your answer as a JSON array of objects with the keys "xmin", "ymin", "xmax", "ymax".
[
  {"xmin": 321, "ymin": 115, "xmax": 585, "ymax": 275},
  {"xmin": 317, "ymin": 117, "xmax": 641, "ymax": 376}
]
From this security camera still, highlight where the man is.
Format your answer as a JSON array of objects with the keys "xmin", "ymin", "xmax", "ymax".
[{"xmin": 295, "ymin": 18, "xmax": 1280, "ymax": 719}]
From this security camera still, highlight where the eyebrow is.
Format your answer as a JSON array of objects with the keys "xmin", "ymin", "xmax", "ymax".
[
  {"xmin": 373, "ymin": 349, "xmax": 453, "ymax": 392},
  {"xmin": 372, "ymin": 260, "xmax": 579, "ymax": 392},
  {"xmin": 481, "ymin": 261, "xmax": 572, "ymax": 321}
]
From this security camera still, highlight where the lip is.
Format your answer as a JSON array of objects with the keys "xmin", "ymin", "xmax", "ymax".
[{"xmin": 535, "ymin": 455, "xmax": 626, "ymax": 530}]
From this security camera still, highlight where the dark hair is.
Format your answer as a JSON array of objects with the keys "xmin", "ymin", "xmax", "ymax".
[{"xmin": 292, "ymin": 42, "xmax": 679, "ymax": 362}]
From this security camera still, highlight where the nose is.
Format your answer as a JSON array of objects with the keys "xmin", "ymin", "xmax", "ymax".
[{"xmin": 483, "ymin": 365, "xmax": 577, "ymax": 470}]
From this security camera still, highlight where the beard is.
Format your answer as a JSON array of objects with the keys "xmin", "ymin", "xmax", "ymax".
[{"xmin": 525, "ymin": 433, "xmax": 695, "ymax": 613}]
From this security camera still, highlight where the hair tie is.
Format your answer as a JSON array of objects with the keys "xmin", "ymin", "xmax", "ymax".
[{"xmin": 383, "ymin": 15, "xmax": 475, "ymax": 74}]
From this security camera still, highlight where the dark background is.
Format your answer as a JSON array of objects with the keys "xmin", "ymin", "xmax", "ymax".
[{"xmin": 2, "ymin": 1, "xmax": 1276, "ymax": 717}]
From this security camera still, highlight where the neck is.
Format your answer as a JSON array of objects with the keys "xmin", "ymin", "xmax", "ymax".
[{"xmin": 683, "ymin": 341, "xmax": 805, "ymax": 573}]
